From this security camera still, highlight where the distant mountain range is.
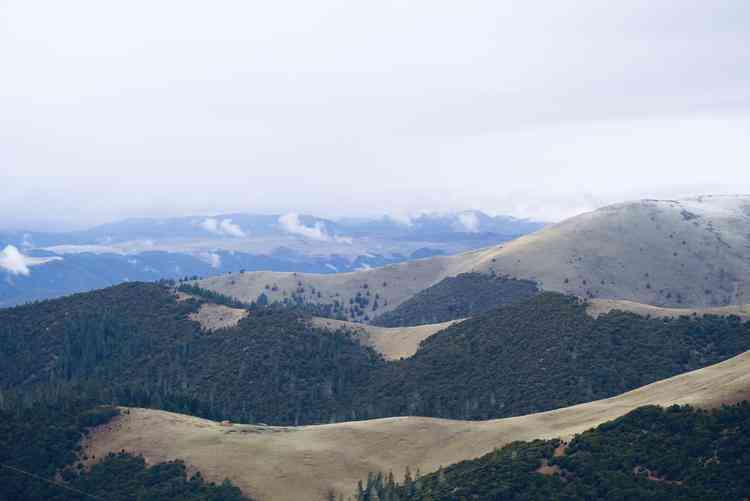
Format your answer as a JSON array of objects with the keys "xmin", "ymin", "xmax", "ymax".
[
  {"xmin": 0, "ymin": 210, "xmax": 544, "ymax": 307},
  {"xmin": 196, "ymin": 195, "xmax": 750, "ymax": 322}
]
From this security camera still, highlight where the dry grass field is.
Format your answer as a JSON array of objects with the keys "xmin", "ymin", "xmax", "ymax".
[
  {"xmin": 84, "ymin": 348, "xmax": 750, "ymax": 501},
  {"xmin": 188, "ymin": 303, "xmax": 249, "ymax": 331},
  {"xmin": 587, "ymin": 298, "xmax": 750, "ymax": 320},
  {"xmin": 310, "ymin": 317, "xmax": 461, "ymax": 360}
]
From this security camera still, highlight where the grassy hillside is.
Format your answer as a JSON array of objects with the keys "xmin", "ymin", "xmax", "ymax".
[
  {"xmin": 193, "ymin": 253, "xmax": 472, "ymax": 322},
  {"xmin": 371, "ymin": 273, "xmax": 538, "ymax": 327},
  {"xmin": 311, "ymin": 317, "xmax": 461, "ymax": 360},
  {"xmin": 198, "ymin": 196, "xmax": 750, "ymax": 314},
  {"xmin": 82, "ymin": 351, "xmax": 750, "ymax": 501},
  {"xmin": 456, "ymin": 195, "xmax": 750, "ymax": 307},
  {"xmin": 366, "ymin": 403, "xmax": 750, "ymax": 501},
  {"xmin": 587, "ymin": 298, "xmax": 750, "ymax": 320}
]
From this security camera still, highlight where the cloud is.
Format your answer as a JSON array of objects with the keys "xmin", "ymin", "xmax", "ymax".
[
  {"xmin": 334, "ymin": 235, "xmax": 353, "ymax": 245},
  {"xmin": 387, "ymin": 213, "xmax": 414, "ymax": 226},
  {"xmin": 278, "ymin": 213, "xmax": 330, "ymax": 241},
  {"xmin": 199, "ymin": 251, "xmax": 222, "ymax": 268},
  {"xmin": 199, "ymin": 218, "xmax": 247, "ymax": 237},
  {"xmin": 0, "ymin": 245, "xmax": 62, "ymax": 275},
  {"xmin": 456, "ymin": 212, "xmax": 480, "ymax": 233}
]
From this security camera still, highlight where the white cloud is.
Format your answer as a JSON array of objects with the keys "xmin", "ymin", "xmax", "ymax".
[
  {"xmin": 456, "ymin": 212, "xmax": 480, "ymax": 233},
  {"xmin": 0, "ymin": 245, "xmax": 62, "ymax": 275},
  {"xmin": 387, "ymin": 212, "xmax": 414, "ymax": 226},
  {"xmin": 334, "ymin": 235, "xmax": 353, "ymax": 245},
  {"xmin": 220, "ymin": 219, "xmax": 246, "ymax": 237},
  {"xmin": 199, "ymin": 218, "xmax": 220, "ymax": 234},
  {"xmin": 199, "ymin": 218, "xmax": 247, "ymax": 237},
  {"xmin": 199, "ymin": 251, "xmax": 222, "ymax": 268},
  {"xmin": 278, "ymin": 213, "xmax": 330, "ymax": 241}
]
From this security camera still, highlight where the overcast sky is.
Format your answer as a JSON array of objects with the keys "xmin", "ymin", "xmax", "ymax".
[{"xmin": 2, "ymin": 0, "xmax": 749, "ymax": 229}]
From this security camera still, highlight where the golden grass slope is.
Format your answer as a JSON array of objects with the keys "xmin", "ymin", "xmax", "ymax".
[
  {"xmin": 84, "ymin": 349, "xmax": 750, "ymax": 501},
  {"xmin": 195, "ymin": 253, "xmax": 475, "ymax": 321},
  {"xmin": 311, "ymin": 317, "xmax": 461, "ymax": 360},
  {"xmin": 197, "ymin": 196, "xmax": 750, "ymax": 316},
  {"xmin": 455, "ymin": 195, "xmax": 750, "ymax": 307},
  {"xmin": 587, "ymin": 298, "xmax": 750, "ymax": 320},
  {"xmin": 188, "ymin": 303, "xmax": 249, "ymax": 331}
]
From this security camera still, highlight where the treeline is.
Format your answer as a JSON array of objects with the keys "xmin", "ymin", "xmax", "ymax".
[
  {"xmin": 2, "ymin": 284, "xmax": 750, "ymax": 425},
  {"xmin": 0, "ymin": 388, "xmax": 250, "ymax": 501},
  {"xmin": 177, "ymin": 282, "xmax": 252, "ymax": 309},
  {"xmin": 371, "ymin": 273, "xmax": 539, "ymax": 327},
  {"xmin": 358, "ymin": 403, "xmax": 750, "ymax": 500}
]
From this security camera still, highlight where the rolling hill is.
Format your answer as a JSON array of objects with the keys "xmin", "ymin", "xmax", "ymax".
[
  {"xmin": 5, "ymin": 283, "xmax": 750, "ymax": 426},
  {"xmin": 196, "ymin": 195, "xmax": 750, "ymax": 319},
  {"xmin": 81, "ymin": 348, "xmax": 750, "ymax": 501}
]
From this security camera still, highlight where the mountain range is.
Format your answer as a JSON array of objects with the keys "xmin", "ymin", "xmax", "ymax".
[
  {"xmin": 0, "ymin": 210, "xmax": 543, "ymax": 307},
  {"xmin": 3, "ymin": 195, "xmax": 750, "ymax": 501}
]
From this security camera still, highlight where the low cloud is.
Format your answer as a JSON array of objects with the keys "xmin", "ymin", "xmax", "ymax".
[
  {"xmin": 334, "ymin": 235, "xmax": 353, "ymax": 245},
  {"xmin": 198, "ymin": 251, "xmax": 222, "ymax": 268},
  {"xmin": 387, "ymin": 212, "xmax": 414, "ymax": 226},
  {"xmin": 0, "ymin": 245, "xmax": 62, "ymax": 275},
  {"xmin": 456, "ymin": 212, "xmax": 480, "ymax": 233},
  {"xmin": 199, "ymin": 218, "xmax": 247, "ymax": 237},
  {"xmin": 278, "ymin": 213, "xmax": 330, "ymax": 241}
]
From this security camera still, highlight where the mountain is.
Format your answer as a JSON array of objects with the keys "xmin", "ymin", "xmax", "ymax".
[
  {"xmin": 4, "ymin": 196, "xmax": 750, "ymax": 501},
  {"xmin": 197, "ymin": 195, "xmax": 750, "ymax": 320},
  {"xmin": 454, "ymin": 195, "xmax": 750, "ymax": 307},
  {"xmin": 0, "ymin": 210, "xmax": 542, "ymax": 307}
]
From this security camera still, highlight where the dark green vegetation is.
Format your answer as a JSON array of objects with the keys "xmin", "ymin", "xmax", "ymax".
[
  {"xmin": 359, "ymin": 293, "xmax": 750, "ymax": 419},
  {"xmin": 2, "ymin": 283, "xmax": 750, "ymax": 425},
  {"xmin": 359, "ymin": 403, "xmax": 750, "ymax": 501},
  {"xmin": 0, "ymin": 391, "xmax": 250, "ymax": 501},
  {"xmin": 0, "ymin": 282, "xmax": 380, "ymax": 425},
  {"xmin": 372, "ymin": 273, "xmax": 539, "ymax": 327},
  {"xmin": 177, "ymin": 281, "xmax": 253, "ymax": 308}
]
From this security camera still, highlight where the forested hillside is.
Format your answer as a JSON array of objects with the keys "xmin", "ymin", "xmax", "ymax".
[
  {"xmin": 0, "ymin": 282, "xmax": 382, "ymax": 425},
  {"xmin": 2, "ymin": 284, "xmax": 750, "ymax": 425},
  {"xmin": 359, "ymin": 293, "xmax": 750, "ymax": 419},
  {"xmin": 0, "ymin": 390, "xmax": 250, "ymax": 501},
  {"xmin": 360, "ymin": 403, "xmax": 750, "ymax": 501},
  {"xmin": 371, "ymin": 273, "xmax": 538, "ymax": 327}
]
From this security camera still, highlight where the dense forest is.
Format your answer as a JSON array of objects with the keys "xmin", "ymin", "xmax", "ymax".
[
  {"xmin": 2, "ymin": 283, "xmax": 750, "ymax": 425},
  {"xmin": 358, "ymin": 292, "xmax": 750, "ymax": 419},
  {"xmin": 0, "ymin": 389, "xmax": 250, "ymax": 501},
  {"xmin": 372, "ymin": 273, "xmax": 539, "ymax": 327},
  {"xmin": 357, "ymin": 403, "xmax": 750, "ymax": 501}
]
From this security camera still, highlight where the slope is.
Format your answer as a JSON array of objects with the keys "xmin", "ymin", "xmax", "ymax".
[
  {"xmin": 456, "ymin": 195, "xmax": 750, "ymax": 307},
  {"xmin": 4, "ymin": 284, "xmax": 750, "ymax": 425},
  {"xmin": 196, "ymin": 195, "xmax": 750, "ymax": 316},
  {"xmin": 311, "ymin": 317, "xmax": 461, "ymax": 360},
  {"xmin": 587, "ymin": 298, "xmax": 750, "ymax": 320},
  {"xmin": 83, "ymin": 348, "xmax": 750, "ymax": 501}
]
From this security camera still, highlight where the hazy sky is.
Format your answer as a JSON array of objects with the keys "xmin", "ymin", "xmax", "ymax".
[{"xmin": 2, "ymin": 0, "xmax": 749, "ymax": 229}]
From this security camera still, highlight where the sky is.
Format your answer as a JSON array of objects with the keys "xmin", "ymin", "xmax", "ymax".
[{"xmin": 2, "ymin": 0, "xmax": 749, "ymax": 230}]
